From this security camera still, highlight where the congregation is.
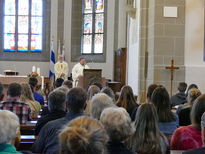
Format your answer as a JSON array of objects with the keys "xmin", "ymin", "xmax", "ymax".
[{"xmin": 0, "ymin": 78, "xmax": 205, "ymax": 154}]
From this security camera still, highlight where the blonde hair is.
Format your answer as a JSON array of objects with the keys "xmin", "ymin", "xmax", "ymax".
[
  {"xmin": 187, "ymin": 88, "xmax": 201, "ymax": 106},
  {"xmin": 59, "ymin": 116, "xmax": 108, "ymax": 154}
]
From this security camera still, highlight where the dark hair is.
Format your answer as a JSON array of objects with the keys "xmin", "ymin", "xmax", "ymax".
[
  {"xmin": 63, "ymin": 80, "xmax": 73, "ymax": 89},
  {"xmin": 80, "ymin": 57, "xmax": 85, "ymax": 61},
  {"xmin": 48, "ymin": 90, "xmax": 66, "ymax": 112},
  {"xmin": 8, "ymin": 83, "xmax": 22, "ymax": 97},
  {"xmin": 101, "ymin": 87, "xmax": 115, "ymax": 102},
  {"xmin": 0, "ymin": 82, "xmax": 3, "ymax": 98},
  {"xmin": 116, "ymin": 85, "xmax": 138, "ymax": 116},
  {"xmin": 177, "ymin": 82, "xmax": 187, "ymax": 93},
  {"xmin": 187, "ymin": 84, "xmax": 198, "ymax": 91},
  {"xmin": 151, "ymin": 86, "xmax": 176, "ymax": 122},
  {"xmin": 29, "ymin": 77, "xmax": 38, "ymax": 87},
  {"xmin": 67, "ymin": 88, "xmax": 87, "ymax": 113},
  {"xmin": 147, "ymin": 84, "xmax": 158, "ymax": 100},
  {"xmin": 55, "ymin": 78, "xmax": 64, "ymax": 88},
  {"xmin": 190, "ymin": 94, "xmax": 205, "ymax": 129},
  {"xmin": 92, "ymin": 82, "xmax": 102, "ymax": 90}
]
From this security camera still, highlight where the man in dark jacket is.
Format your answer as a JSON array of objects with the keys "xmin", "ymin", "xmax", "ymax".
[
  {"xmin": 33, "ymin": 87, "xmax": 87, "ymax": 154},
  {"xmin": 34, "ymin": 90, "xmax": 66, "ymax": 135},
  {"xmin": 171, "ymin": 82, "xmax": 187, "ymax": 107}
]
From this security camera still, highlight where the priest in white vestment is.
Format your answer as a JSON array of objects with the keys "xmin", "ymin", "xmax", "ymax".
[
  {"xmin": 72, "ymin": 58, "xmax": 90, "ymax": 87},
  {"xmin": 54, "ymin": 55, "xmax": 69, "ymax": 80}
]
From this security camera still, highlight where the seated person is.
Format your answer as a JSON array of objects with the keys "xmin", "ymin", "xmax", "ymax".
[
  {"xmin": 171, "ymin": 82, "xmax": 187, "ymax": 107},
  {"xmin": 0, "ymin": 110, "xmax": 21, "ymax": 154},
  {"xmin": 55, "ymin": 78, "xmax": 64, "ymax": 88},
  {"xmin": 151, "ymin": 86, "xmax": 179, "ymax": 136},
  {"xmin": 128, "ymin": 103, "xmax": 169, "ymax": 154},
  {"xmin": 183, "ymin": 112, "xmax": 205, "ymax": 154},
  {"xmin": 59, "ymin": 116, "xmax": 108, "ymax": 154},
  {"xmin": 90, "ymin": 93, "xmax": 115, "ymax": 120},
  {"xmin": 33, "ymin": 88, "xmax": 87, "ymax": 154},
  {"xmin": 171, "ymin": 94, "xmax": 205, "ymax": 150},
  {"xmin": 29, "ymin": 77, "xmax": 44, "ymax": 105},
  {"xmin": 0, "ymin": 83, "xmax": 30, "ymax": 124},
  {"xmin": 100, "ymin": 107, "xmax": 135, "ymax": 154},
  {"xmin": 101, "ymin": 87, "xmax": 115, "ymax": 102},
  {"xmin": 20, "ymin": 83, "xmax": 41, "ymax": 118},
  {"xmin": 177, "ymin": 88, "xmax": 201, "ymax": 126},
  {"xmin": 35, "ymin": 90, "xmax": 67, "ymax": 135}
]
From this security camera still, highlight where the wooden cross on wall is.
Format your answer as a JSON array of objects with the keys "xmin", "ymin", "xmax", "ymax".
[{"xmin": 165, "ymin": 59, "xmax": 179, "ymax": 96}]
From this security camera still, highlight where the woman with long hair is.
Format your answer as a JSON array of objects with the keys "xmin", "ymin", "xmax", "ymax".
[
  {"xmin": 151, "ymin": 86, "xmax": 178, "ymax": 136},
  {"xmin": 116, "ymin": 85, "xmax": 138, "ymax": 117},
  {"xmin": 128, "ymin": 103, "xmax": 169, "ymax": 154},
  {"xmin": 20, "ymin": 83, "xmax": 41, "ymax": 117}
]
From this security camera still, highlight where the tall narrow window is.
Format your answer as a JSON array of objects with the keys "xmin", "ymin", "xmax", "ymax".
[
  {"xmin": 82, "ymin": 0, "xmax": 104, "ymax": 54},
  {"xmin": 3, "ymin": 0, "xmax": 43, "ymax": 52}
]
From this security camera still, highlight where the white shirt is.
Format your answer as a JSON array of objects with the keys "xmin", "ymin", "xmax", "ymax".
[
  {"xmin": 72, "ymin": 63, "xmax": 90, "ymax": 82},
  {"xmin": 54, "ymin": 61, "xmax": 68, "ymax": 80}
]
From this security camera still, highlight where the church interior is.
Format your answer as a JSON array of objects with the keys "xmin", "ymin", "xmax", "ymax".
[{"xmin": 1, "ymin": 0, "xmax": 205, "ymax": 153}]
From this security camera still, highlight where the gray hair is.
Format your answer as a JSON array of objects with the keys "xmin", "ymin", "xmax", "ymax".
[
  {"xmin": 0, "ymin": 110, "xmax": 19, "ymax": 144},
  {"xmin": 90, "ymin": 93, "xmax": 115, "ymax": 120},
  {"xmin": 0, "ymin": 82, "xmax": 3, "ymax": 98},
  {"xmin": 48, "ymin": 90, "xmax": 66, "ymax": 112},
  {"xmin": 100, "ymin": 107, "xmax": 135, "ymax": 141}
]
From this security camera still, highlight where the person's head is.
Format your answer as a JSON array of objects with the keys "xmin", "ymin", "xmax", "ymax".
[
  {"xmin": 66, "ymin": 88, "xmax": 87, "ymax": 113},
  {"xmin": 201, "ymin": 112, "xmax": 205, "ymax": 145},
  {"xmin": 177, "ymin": 82, "xmax": 187, "ymax": 93},
  {"xmin": 0, "ymin": 82, "xmax": 4, "ymax": 101},
  {"xmin": 90, "ymin": 93, "xmax": 115, "ymax": 120},
  {"xmin": 59, "ymin": 116, "xmax": 108, "ymax": 154},
  {"xmin": 190, "ymin": 94, "xmax": 205, "ymax": 129},
  {"xmin": 187, "ymin": 84, "xmax": 198, "ymax": 92},
  {"xmin": 55, "ymin": 78, "xmax": 64, "ymax": 88},
  {"xmin": 87, "ymin": 85, "xmax": 100, "ymax": 100},
  {"xmin": 100, "ymin": 107, "xmax": 135, "ymax": 142},
  {"xmin": 117, "ymin": 85, "xmax": 137, "ymax": 114},
  {"xmin": 7, "ymin": 82, "xmax": 22, "ymax": 98},
  {"xmin": 62, "ymin": 80, "xmax": 73, "ymax": 89},
  {"xmin": 92, "ymin": 82, "xmax": 102, "ymax": 90},
  {"xmin": 29, "ymin": 77, "xmax": 38, "ymax": 88},
  {"xmin": 187, "ymin": 88, "xmax": 201, "ymax": 106},
  {"xmin": 80, "ymin": 58, "xmax": 86, "ymax": 66},
  {"xmin": 0, "ymin": 110, "xmax": 19, "ymax": 144},
  {"xmin": 147, "ymin": 84, "xmax": 158, "ymax": 102},
  {"xmin": 151, "ymin": 86, "xmax": 175, "ymax": 122},
  {"xmin": 59, "ymin": 55, "xmax": 64, "ymax": 62},
  {"xmin": 55, "ymin": 86, "xmax": 69, "ymax": 94},
  {"xmin": 129, "ymin": 103, "xmax": 162, "ymax": 153},
  {"xmin": 48, "ymin": 90, "xmax": 66, "ymax": 112},
  {"xmin": 101, "ymin": 87, "xmax": 115, "ymax": 102},
  {"xmin": 20, "ymin": 83, "xmax": 35, "ymax": 102}
]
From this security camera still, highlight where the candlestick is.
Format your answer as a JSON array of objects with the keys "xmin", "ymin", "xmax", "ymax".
[{"xmin": 32, "ymin": 66, "xmax": 36, "ymax": 73}]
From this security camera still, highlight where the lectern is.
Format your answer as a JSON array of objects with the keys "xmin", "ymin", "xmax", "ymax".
[{"xmin": 78, "ymin": 69, "xmax": 102, "ymax": 90}]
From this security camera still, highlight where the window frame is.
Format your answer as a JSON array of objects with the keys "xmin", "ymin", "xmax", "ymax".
[
  {"xmin": 0, "ymin": 0, "xmax": 50, "ymax": 62},
  {"xmin": 71, "ymin": 0, "xmax": 107, "ymax": 63},
  {"xmin": 81, "ymin": 0, "xmax": 105, "ymax": 55}
]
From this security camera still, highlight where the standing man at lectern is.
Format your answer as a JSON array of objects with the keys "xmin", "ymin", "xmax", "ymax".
[{"xmin": 72, "ymin": 57, "xmax": 90, "ymax": 87}]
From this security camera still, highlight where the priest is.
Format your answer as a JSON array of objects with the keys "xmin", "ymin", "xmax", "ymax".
[
  {"xmin": 54, "ymin": 55, "xmax": 69, "ymax": 80},
  {"xmin": 72, "ymin": 57, "xmax": 90, "ymax": 87}
]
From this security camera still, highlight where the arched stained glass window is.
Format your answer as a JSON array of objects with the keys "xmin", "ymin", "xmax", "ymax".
[
  {"xmin": 82, "ymin": 0, "xmax": 104, "ymax": 54},
  {"xmin": 3, "ymin": 0, "xmax": 43, "ymax": 52}
]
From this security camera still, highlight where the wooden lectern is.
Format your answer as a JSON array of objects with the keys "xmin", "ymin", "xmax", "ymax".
[{"xmin": 78, "ymin": 69, "xmax": 104, "ymax": 90}]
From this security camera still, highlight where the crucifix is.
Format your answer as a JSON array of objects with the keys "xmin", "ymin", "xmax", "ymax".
[{"xmin": 165, "ymin": 59, "xmax": 179, "ymax": 96}]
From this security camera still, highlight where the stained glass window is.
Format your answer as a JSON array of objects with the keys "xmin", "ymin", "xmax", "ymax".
[
  {"xmin": 3, "ymin": 0, "xmax": 43, "ymax": 52},
  {"xmin": 82, "ymin": 0, "xmax": 104, "ymax": 54}
]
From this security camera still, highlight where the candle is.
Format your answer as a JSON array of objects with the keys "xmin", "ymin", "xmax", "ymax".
[
  {"xmin": 37, "ymin": 67, "xmax": 40, "ymax": 75},
  {"xmin": 32, "ymin": 66, "xmax": 36, "ymax": 72},
  {"xmin": 41, "ymin": 76, "xmax": 44, "ymax": 90}
]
